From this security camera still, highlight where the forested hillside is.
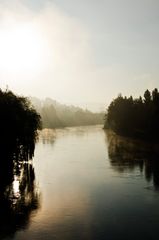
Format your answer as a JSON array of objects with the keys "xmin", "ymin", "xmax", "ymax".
[{"xmin": 30, "ymin": 97, "xmax": 104, "ymax": 128}]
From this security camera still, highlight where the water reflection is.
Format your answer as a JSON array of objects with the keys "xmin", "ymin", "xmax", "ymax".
[
  {"xmin": 0, "ymin": 158, "xmax": 40, "ymax": 240},
  {"xmin": 7, "ymin": 126, "xmax": 159, "ymax": 240},
  {"xmin": 40, "ymin": 128, "xmax": 56, "ymax": 145},
  {"xmin": 105, "ymin": 130, "xmax": 159, "ymax": 190}
]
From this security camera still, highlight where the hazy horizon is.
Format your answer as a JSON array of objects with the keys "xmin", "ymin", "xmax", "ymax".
[{"xmin": 1, "ymin": 0, "xmax": 159, "ymax": 106}]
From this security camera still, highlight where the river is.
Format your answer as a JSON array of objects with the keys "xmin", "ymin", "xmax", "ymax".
[{"xmin": 1, "ymin": 125, "xmax": 159, "ymax": 240}]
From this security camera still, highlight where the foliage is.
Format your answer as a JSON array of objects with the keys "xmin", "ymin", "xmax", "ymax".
[
  {"xmin": 30, "ymin": 97, "xmax": 104, "ymax": 128},
  {"xmin": 0, "ymin": 89, "xmax": 41, "ymax": 161},
  {"xmin": 104, "ymin": 88, "xmax": 159, "ymax": 141}
]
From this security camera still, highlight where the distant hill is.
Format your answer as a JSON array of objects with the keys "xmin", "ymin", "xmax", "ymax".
[{"xmin": 30, "ymin": 97, "xmax": 104, "ymax": 129}]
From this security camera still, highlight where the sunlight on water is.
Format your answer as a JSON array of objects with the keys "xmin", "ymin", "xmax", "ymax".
[{"xmin": 12, "ymin": 178, "xmax": 20, "ymax": 199}]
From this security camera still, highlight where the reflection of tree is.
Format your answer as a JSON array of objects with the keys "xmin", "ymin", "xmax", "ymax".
[
  {"xmin": 40, "ymin": 128, "xmax": 56, "ymax": 145},
  {"xmin": 105, "ymin": 130, "xmax": 159, "ymax": 190},
  {"xmin": 144, "ymin": 160, "xmax": 159, "ymax": 189},
  {"xmin": 0, "ymin": 159, "xmax": 40, "ymax": 239}
]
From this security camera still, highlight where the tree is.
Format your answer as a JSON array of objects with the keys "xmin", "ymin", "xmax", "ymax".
[
  {"xmin": 0, "ymin": 89, "xmax": 41, "ymax": 162},
  {"xmin": 144, "ymin": 89, "xmax": 151, "ymax": 104},
  {"xmin": 152, "ymin": 88, "xmax": 159, "ymax": 105}
]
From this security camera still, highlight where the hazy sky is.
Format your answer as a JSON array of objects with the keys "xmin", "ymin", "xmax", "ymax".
[{"xmin": 0, "ymin": 0, "xmax": 159, "ymax": 107}]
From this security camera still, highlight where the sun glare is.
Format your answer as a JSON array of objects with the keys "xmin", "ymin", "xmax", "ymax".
[{"xmin": 0, "ymin": 23, "xmax": 47, "ymax": 75}]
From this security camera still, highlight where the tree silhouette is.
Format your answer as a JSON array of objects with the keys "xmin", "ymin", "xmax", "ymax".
[
  {"xmin": 144, "ymin": 89, "xmax": 151, "ymax": 104},
  {"xmin": 0, "ymin": 89, "xmax": 41, "ymax": 163},
  {"xmin": 104, "ymin": 89, "xmax": 159, "ymax": 141},
  {"xmin": 0, "ymin": 89, "xmax": 41, "ymax": 238}
]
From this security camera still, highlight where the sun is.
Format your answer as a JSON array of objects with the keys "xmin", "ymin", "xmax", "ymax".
[{"xmin": 0, "ymin": 23, "xmax": 47, "ymax": 75}]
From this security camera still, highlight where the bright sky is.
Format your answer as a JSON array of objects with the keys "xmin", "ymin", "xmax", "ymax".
[{"xmin": 0, "ymin": 0, "xmax": 159, "ymax": 107}]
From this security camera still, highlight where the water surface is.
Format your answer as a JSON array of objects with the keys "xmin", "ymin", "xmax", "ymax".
[{"xmin": 1, "ymin": 125, "xmax": 159, "ymax": 240}]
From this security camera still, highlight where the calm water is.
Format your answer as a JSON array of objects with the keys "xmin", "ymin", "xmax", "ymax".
[{"xmin": 1, "ymin": 125, "xmax": 159, "ymax": 240}]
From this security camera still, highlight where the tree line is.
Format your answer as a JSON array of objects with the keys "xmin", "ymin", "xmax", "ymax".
[{"xmin": 104, "ymin": 88, "xmax": 159, "ymax": 142}]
